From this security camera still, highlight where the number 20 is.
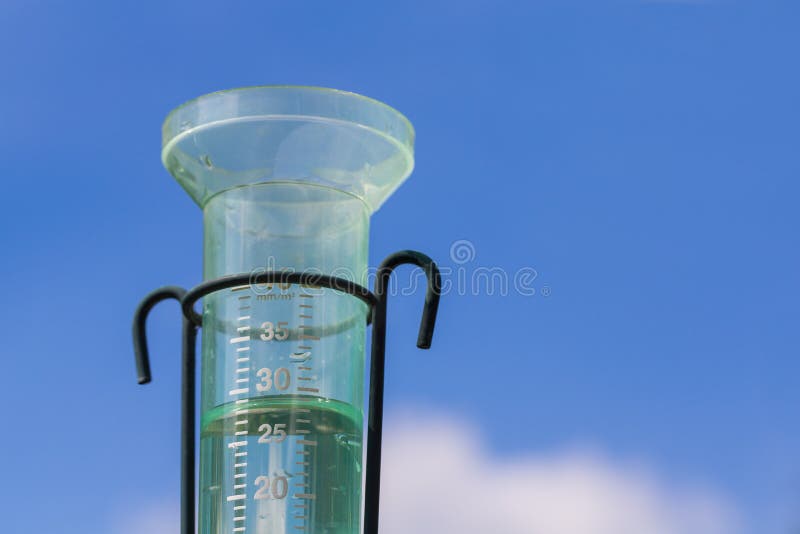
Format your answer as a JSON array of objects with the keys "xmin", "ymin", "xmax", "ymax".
[{"xmin": 255, "ymin": 475, "xmax": 288, "ymax": 500}]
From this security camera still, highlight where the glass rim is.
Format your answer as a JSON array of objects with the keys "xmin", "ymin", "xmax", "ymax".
[{"xmin": 161, "ymin": 84, "xmax": 415, "ymax": 152}]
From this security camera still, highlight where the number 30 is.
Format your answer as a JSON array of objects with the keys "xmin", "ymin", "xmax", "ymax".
[{"xmin": 256, "ymin": 368, "xmax": 290, "ymax": 392}]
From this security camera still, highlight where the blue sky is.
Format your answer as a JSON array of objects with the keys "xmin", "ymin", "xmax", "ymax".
[{"xmin": 0, "ymin": 1, "xmax": 798, "ymax": 532}]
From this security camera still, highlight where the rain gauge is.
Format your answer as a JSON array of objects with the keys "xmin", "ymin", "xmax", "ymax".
[{"xmin": 132, "ymin": 86, "xmax": 441, "ymax": 534}]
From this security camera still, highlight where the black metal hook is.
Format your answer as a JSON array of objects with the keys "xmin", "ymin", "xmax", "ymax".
[
  {"xmin": 375, "ymin": 250, "xmax": 441, "ymax": 349},
  {"xmin": 364, "ymin": 250, "xmax": 441, "ymax": 534},
  {"xmin": 132, "ymin": 286, "xmax": 187, "ymax": 384}
]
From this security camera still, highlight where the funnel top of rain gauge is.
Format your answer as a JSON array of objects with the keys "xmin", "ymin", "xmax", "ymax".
[{"xmin": 161, "ymin": 85, "xmax": 415, "ymax": 211}]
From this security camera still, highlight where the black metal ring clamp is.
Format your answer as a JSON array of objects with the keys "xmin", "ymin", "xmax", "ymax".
[{"xmin": 132, "ymin": 250, "xmax": 441, "ymax": 534}]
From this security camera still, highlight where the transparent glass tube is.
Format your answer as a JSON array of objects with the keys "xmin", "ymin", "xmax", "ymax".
[
  {"xmin": 199, "ymin": 184, "xmax": 369, "ymax": 533},
  {"xmin": 161, "ymin": 86, "xmax": 414, "ymax": 534}
]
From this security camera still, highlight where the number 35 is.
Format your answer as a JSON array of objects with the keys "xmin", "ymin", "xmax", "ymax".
[{"xmin": 260, "ymin": 321, "xmax": 289, "ymax": 341}]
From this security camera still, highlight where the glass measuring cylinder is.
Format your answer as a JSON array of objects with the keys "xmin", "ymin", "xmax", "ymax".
[{"xmin": 161, "ymin": 86, "xmax": 414, "ymax": 534}]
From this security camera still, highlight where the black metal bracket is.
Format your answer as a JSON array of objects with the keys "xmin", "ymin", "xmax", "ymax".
[{"xmin": 132, "ymin": 250, "xmax": 441, "ymax": 534}]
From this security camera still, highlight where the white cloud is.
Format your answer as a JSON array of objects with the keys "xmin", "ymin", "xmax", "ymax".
[
  {"xmin": 380, "ymin": 411, "xmax": 740, "ymax": 534},
  {"xmin": 111, "ymin": 498, "xmax": 178, "ymax": 534},
  {"xmin": 113, "ymin": 410, "xmax": 741, "ymax": 534}
]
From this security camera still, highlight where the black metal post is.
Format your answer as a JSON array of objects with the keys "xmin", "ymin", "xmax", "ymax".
[
  {"xmin": 180, "ymin": 318, "xmax": 197, "ymax": 534},
  {"xmin": 364, "ymin": 251, "xmax": 441, "ymax": 534},
  {"xmin": 133, "ymin": 287, "xmax": 195, "ymax": 534}
]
